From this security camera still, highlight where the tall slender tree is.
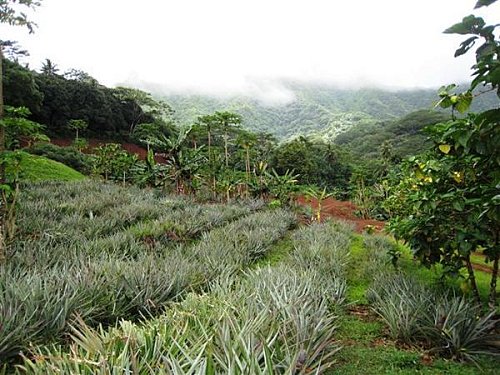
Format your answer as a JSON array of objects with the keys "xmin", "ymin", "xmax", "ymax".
[
  {"xmin": 0, "ymin": 0, "xmax": 42, "ymax": 260},
  {"xmin": 214, "ymin": 111, "xmax": 241, "ymax": 167}
]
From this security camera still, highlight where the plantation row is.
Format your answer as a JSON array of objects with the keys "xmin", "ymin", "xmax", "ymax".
[
  {"xmin": 1, "ymin": 181, "xmax": 296, "ymax": 363},
  {"xmin": 1, "ymin": 181, "xmax": 498, "ymax": 373},
  {"xmin": 16, "ymin": 222, "xmax": 353, "ymax": 373}
]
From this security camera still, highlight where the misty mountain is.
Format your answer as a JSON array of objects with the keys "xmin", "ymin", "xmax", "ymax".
[
  {"xmin": 160, "ymin": 82, "xmax": 497, "ymax": 141},
  {"xmin": 334, "ymin": 109, "xmax": 450, "ymax": 160}
]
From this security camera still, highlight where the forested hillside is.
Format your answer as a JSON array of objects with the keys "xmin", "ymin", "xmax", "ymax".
[
  {"xmin": 334, "ymin": 109, "xmax": 450, "ymax": 160},
  {"xmin": 163, "ymin": 81, "xmax": 496, "ymax": 140}
]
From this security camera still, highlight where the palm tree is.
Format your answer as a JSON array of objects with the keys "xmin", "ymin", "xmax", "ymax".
[{"xmin": 40, "ymin": 58, "xmax": 59, "ymax": 76}]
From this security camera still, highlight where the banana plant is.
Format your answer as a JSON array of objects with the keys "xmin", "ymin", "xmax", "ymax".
[
  {"xmin": 305, "ymin": 186, "xmax": 334, "ymax": 222},
  {"xmin": 266, "ymin": 168, "xmax": 300, "ymax": 206},
  {"xmin": 145, "ymin": 127, "xmax": 206, "ymax": 194}
]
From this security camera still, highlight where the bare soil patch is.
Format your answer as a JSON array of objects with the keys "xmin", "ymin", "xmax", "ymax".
[{"xmin": 296, "ymin": 196, "xmax": 385, "ymax": 233}]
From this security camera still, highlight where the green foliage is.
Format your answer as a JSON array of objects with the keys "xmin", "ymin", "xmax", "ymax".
[
  {"xmin": 22, "ymin": 70, "xmax": 158, "ymax": 138},
  {"xmin": 335, "ymin": 110, "xmax": 450, "ymax": 165},
  {"xmin": 112, "ymin": 86, "xmax": 174, "ymax": 134},
  {"xmin": 271, "ymin": 136, "xmax": 352, "ymax": 191},
  {"xmin": 146, "ymin": 127, "xmax": 206, "ymax": 194},
  {"xmin": 0, "ymin": 0, "xmax": 41, "ymax": 33},
  {"xmin": 67, "ymin": 118, "xmax": 87, "ymax": 139},
  {"xmin": 2, "ymin": 57, "xmax": 43, "ymax": 113},
  {"xmin": 304, "ymin": 186, "xmax": 334, "ymax": 222},
  {"xmin": 91, "ymin": 143, "xmax": 138, "ymax": 182},
  {"xmin": 1, "ymin": 105, "xmax": 47, "ymax": 149},
  {"xmin": 266, "ymin": 168, "xmax": 300, "ymax": 205},
  {"xmin": 386, "ymin": 0, "xmax": 500, "ymax": 305},
  {"xmin": 28, "ymin": 142, "xmax": 91, "ymax": 173},
  {"xmin": 367, "ymin": 273, "xmax": 500, "ymax": 361},
  {"xmin": 130, "ymin": 120, "xmax": 177, "ymax": 148}
]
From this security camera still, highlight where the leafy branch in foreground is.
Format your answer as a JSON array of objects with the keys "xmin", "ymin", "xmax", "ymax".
[{"xmin": 387, "ymin": 0, "xmax": 499, "ymax": 307}]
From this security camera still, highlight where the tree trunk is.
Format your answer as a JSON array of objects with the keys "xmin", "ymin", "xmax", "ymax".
[
  {"xmin": 0, "ymin": 46, "xmax": 5, "ymax": 262},
  {"xmin": 245, "ymin": 147, "xmax": 250, "ymax": 178},
  {"xmin": 489, "ymin": 231, "xmax": 499, "ymax": 308},
  {"xmin": 207, "ymin": 130, "xmax": 211, "ymax": 162},
  {"xmin": 0, "ymin": 46, "xmax": 5, "ymax": 174},
  {"xmin": 224, "ymin": 133, "xmax": 229, "ymax": 167},
  {"xmin": 465, "ymin": 255, "xmax": 481, "ymax": 304},
  {"xmin": 489, "ymin": 254, "xmax": 499, "ymax": 308},
  {"xmin": 245, "ymin": 147, "xmax": 250, "ymax": 198}
]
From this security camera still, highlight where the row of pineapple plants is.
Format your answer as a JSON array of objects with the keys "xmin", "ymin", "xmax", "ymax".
[
  {"xmin": 0, "ymin": 181, "xmax": 295, "ymax": 365},
  {"xmin": 359, "ymin": 235, "xmax": 500, "ymax": 362},
  {"xmin": 15, "ymin": 222, "xmax": 353, "ymax": 374}
]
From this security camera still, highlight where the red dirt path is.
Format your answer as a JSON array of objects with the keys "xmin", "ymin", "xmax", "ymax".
[{"xmin": 296, "ymin": 196, "xmax": 385, "ymax": 233}]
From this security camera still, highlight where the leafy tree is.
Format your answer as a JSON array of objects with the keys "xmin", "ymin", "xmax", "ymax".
[
  {"xmin": 33, "ymin": 73, "xmax": 144, "ymax": 136},
  {"xmin": 112, "ymin": 87, "xmax": 173, "ymax": 134},
  {"xmin": 0, "ymin": 40, "xmax": 29, "ymax": 62},
  {"xmin": 63, "ymin": 69, "xmax": 99, "ymax": 85},
  {"xmin": 0, "ymin": 1, "xmax": 40, "ymax": 32},
  {"xmin": 131, "ymin": 148, "xmax": 168, "ymax": 188},
  {"xmin": 67, "ymin": 119, "xmax": 87, "ymax": 142},
  {"xmin": 271, "ymin": 137, "xmax": 351, "ymax": 191},
  {"xmin": 3, "ymin": 106, "xmax": 47, "ymax": 149},
  {"xmin": 214, "ymin": 111, "xmax": 241, "ymax": 167},
  {"xmin": 236, "ymin": 130, "xmax": 257, "ymax": 181},
  {"xmin": 305, "ymin": 186, "xmax": 334, "ymax": 222},
  {"xmin": 197, "ymin": 114, "xmax": 217, "ymax": 162},
  {"xmin": 92, "ymin": 143, "xmax": 138, "ymax": 183},
  {"xmin": 2, "ymin": 57, "xmax": 43, "ymax": 112},
  {"xmin": 146, "ymin": 127, "xmax": 206, "ymax": 194},
  {"xmin": 0, "ymin": 0, "xmax": 42, "ymax": 261},
  {"xmin": 131, "ymin": 120, "xmax": 177, "ymax": 149},
  {"xmin": 388, "ymin": 0, "xmax": 499, "ymax": 306}
]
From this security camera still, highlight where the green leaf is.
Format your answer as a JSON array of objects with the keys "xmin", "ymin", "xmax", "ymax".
[
  {"xmin": 455, "ymin": 91, "xmax": 473, "ymax": 113},
  {"xmin": 454, "ymin": 36, "xmax": 478, "ymax": 57},
  {"xmin": 474, "ymin": 0, "xmax": 498, "ymax": 9},
  {"xmin": 452, "ymin": 199, "xmax": 464, "ymax": 211},
  {"xmin": 438, "ymin": 84, "xmax": 457, "ymax": 96},
  {"xmin": 444, "ymin": 15, "xmax": 485, "ymax": 35},
  {"xmin": 435, "ymin": 97, "xmax": 452, "ymax": 109}
]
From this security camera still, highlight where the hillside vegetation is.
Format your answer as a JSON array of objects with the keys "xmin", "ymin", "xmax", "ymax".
[
  {"xmin": 163, "ymin": 82, "xmax": 496, "ymax": 140},
  {"xmin": 334, "ymin": 110, "xmax": 450, "ymax": 160}
]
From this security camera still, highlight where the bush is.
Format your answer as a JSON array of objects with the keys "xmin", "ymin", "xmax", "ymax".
[{"xmin": 28, "ymin": 143, "xmax": 92, "ymax": 173}]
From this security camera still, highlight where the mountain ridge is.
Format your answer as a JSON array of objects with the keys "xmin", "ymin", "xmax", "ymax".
[{"xmin": 156, "ymin": 81, "xmax": 496, "ymax": 141}]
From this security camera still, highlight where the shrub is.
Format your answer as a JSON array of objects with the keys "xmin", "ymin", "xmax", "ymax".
[{"xmin": 28, "ymin": 143, "xmax": 92, "ymax": 173}]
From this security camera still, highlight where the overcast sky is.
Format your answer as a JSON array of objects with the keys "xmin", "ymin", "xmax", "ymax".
[{"xmin": 1, "ymin": 0, "xmax": 498, "ymax": 103}]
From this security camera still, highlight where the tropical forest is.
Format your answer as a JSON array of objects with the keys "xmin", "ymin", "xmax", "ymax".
[{"xmin": 0, "ymin": 0, "xmax": 499, "ymax": 373}]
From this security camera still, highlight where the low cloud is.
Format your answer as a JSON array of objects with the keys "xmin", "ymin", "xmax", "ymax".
[{"xmin": 131, "ymin": 76, "xmax": 297, "ymax": 106}]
